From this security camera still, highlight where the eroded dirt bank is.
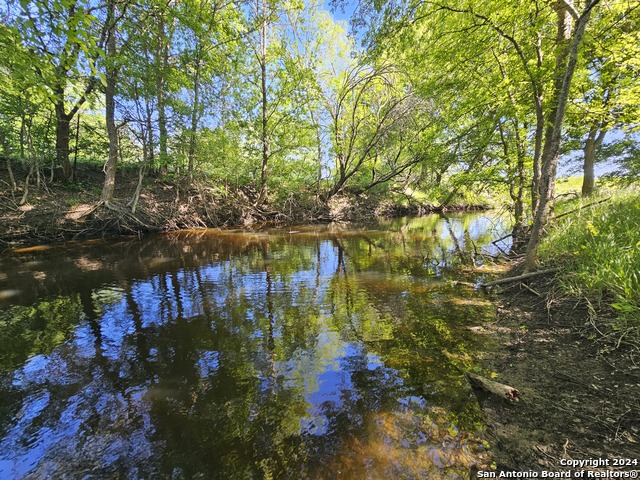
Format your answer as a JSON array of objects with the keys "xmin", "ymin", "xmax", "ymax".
[
  {"xmin": 476, "ymin": 270, "xmax": 640, "ymax": 473},
  {"xmin": 0, "ymin": 166, "xmax": 489, "ymax": 250}
]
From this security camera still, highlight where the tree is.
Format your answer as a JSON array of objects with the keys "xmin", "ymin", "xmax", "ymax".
[
  {"xmin": 0, "ymin": 23, "xmax": 51, "ymax": 192},
  {"xmin": 11, "ymin": 0, "xmax": 109, "ymax": 182},
  {"xmin": 232, "ymin": 0, "xmax": 343, "ymax": 205},
  {"xmin": 567, "ymin": 2, "xmax": 640, "ymax": 195},
  {"xmin": 524, "ymin": 0, "xmax": 601, "ymax": 269},
  {"xmin": 175, "ymin": 0, "xmax": 238, "ymax": 184},
  {"xmin": 325, "ymin": 64, "xmax": 408, "ymax": 197},
  {"xmin": 352, "ymin": 0, "xmax": 621, "ymax": 265},
  {"xmin": 100, "ymin": 0, "xmax": 122, "ymax": 202}
]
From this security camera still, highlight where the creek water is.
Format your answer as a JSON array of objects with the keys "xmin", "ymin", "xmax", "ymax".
[{"xmin": 0, "ymin": 213, "xmax": 511, "ymax": 479}]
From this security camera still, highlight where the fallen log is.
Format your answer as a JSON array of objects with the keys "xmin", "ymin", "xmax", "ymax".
[
  {"xmin": 481, "ymin": 268, "xmax": 559, "ymax": 288},
  {"xmin": 465, "ymin": 372, "xmax": 520, "ymax": 402}
]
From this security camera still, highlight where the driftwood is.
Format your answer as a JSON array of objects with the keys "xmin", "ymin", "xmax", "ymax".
[
  {"xmin": 465, "ymin": 372, "xmax": 520, "ymax": 402},
  {"xmin": 481, "ymin": 268, "xmax": 559, "ymax": 288},
  {"xmin": 451, "ymin": 280, "xmax": 476, "ymax": 288}
]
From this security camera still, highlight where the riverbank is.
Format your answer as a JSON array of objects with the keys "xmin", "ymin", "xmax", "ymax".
[
  {"xmin": 0, "ymin": 165, "xmax": 490, "ymax": 249},
  {"xmin": 477, "ymin": 262, "xmax": 640, "ymax": 473},
  {"xmin": 474, "ymin": 191, "xmax": 640, "ymax": 472}
]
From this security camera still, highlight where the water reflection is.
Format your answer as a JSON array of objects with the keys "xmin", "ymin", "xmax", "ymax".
[{"xmin": 0, "ymin": 214, "xmax": 507, "ymax": 479}]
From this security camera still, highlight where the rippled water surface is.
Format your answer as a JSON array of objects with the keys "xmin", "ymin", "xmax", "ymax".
[{"xmin": 0, "ymin": 214, "xmax": 510, "ymax": 479}]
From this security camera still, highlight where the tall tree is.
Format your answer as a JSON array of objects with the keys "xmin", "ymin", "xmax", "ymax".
[
  {"xmin": 233, "ymin": 0, "xmax": 338, "ymax": 205},
  {"xmin": 256, "ymin": 0, "xmax": 269, "ymax": 205},
  {"xmin": 323, "ymin": 63, "xmax": 431, "ymax": 198},
  {"xmin": 101, "ymin": 0, "xmax": 124, "ymax": 202},
  {"xmin": 0, "ymin": 23, "xmax": 50, "ymax": 191},
  {"xmin": 524, "ymin": 0, "xmax": 601, "ymax": 269},
  {"xmin": 567, "ymin": 2, "xmax": 640, "ymax": 195},
  {"xmin": 175, "ymin": 0, "xmax": 241, "ymax": 183}
]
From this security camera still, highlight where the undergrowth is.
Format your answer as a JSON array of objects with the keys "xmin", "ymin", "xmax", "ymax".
[{"xmin": 539, "ymin": 188, "xmax": 640, "ymax": 344}]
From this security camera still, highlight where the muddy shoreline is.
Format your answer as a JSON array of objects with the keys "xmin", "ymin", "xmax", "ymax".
[{"xmin": 478, "ymin": 269, "xmax": 639, "ymax": 473}]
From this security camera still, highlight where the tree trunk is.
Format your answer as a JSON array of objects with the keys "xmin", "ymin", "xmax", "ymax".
[
  {"xmin": 0, "ymin": 130, "xmax": 16, "ymax": 192},
  {"xmin": 156, "ymin": 15, "xmax": 169, "ymax": 172},
  {"xmin": 145, "ymin": 98, "xmax": 155, "ymax": 171},
  {"xmin": 497, "ymin": 120, "xmax": 525, "ymax": 239},
  {"xmin": 55, "ymin": 101, "xmax": 73, "ymax": 182},
  {"xmin": 309, "ymin": 109, "xmax": 322, "ymax": 192},
  {"xmin": 19, "ymin": 113, "xmax": 26, "ymax": 164},
  {"xmin": 482, "ymin": 268, "xmax": 559, "ymax": 287},
  {"xmin": 327, "ymin": 151, "xmax": 348, "ymax": 199},
  {"xmin": 101, "ymin": 0, "xmax": 118, "ymax": 203},
  {"xmin": 256, "ymin": 0, "xmax": 269, "ymax": 206},
  {"xmin": 514, "ymin": 145, "xmax": 525, "ymax": 226},
  {"xmin": 129, "ymin": 116, "xmax": 151, "ymax": 214},
  {"xmin": 531, "ymin": 97, "xmax": 544, "ymax": 213},
  {"xmin": 130, "ymin": 150, "xmax": 149, "ymax": 214},
  {"xmin": 25, "ymin": 118, "xmax": 42, "ymax": 190},
  {"xmin": 530, "ymin": 36, "xmax": 545, "ymax": 214},
  {"xmin": 72, "ymin": 113, "xmax": 81, "ymax": 182},
  {"xmin": 465, "ymin": 372, "xmax": 520, "ymax": 402},
  {"xmin": 138, "ymin": 43, "xmax": 156, "ymax": 173},
  {"xmin": 6, "ymin": 157, "xmax": 16, "ymax": 192},
  {"xmin": 582, "ymin": 132, "xmax": 596, "ymax": 196},
  {"xmin": 19, "ymin": 164, "xmax": 33, "ymax": 205},
  {"xmin": 524, "ymin": 0, "xmax": 599, "ymax": 270},
  {"xmin": 157, "ymin": 96, "xmax": 168, "ymax": 171},
  {"xmin": 327, "ymin": 113, "xmax": 347, "ymax": 199},
  {"xmin": 511, "ymin": 152, "xmax": 527, "ymax": 250},
  {"xmin": 187, "ymin": 49, "xmax": 202, "ymax": 185},
  {"xmin": 581, "ymin": 127, "xmax": 606, "ymax": 196}
]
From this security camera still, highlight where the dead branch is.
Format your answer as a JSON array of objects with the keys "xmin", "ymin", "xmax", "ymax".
[
  {"xmin": 451, "ymin": 280, "xmax": 476, "ymax": 288},
  {"xmin": 554, "ymin": 197, "xmax": 611, "ymax": 221},
  {"xmin": 521, "ymin": 282, "xmax": 542, "ymax": 297},
  {"xmin": 482, "ymin": 268, "xmax": 559, "ymax": 288},
  {"xmin": 492, "ymin": 232, "xmax": 512, "ymax": 245},
  {"xmin": 465, "ymin": 371, "xmax": 520, "ymax": 402}
]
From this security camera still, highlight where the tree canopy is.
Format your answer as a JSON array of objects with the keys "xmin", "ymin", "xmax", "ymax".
[{"xmin": 1, "ymin": 0, "xmax": 638, "ymax": 264}]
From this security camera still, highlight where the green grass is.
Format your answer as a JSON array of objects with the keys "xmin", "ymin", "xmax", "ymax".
[
  {"xmin": 555, "ymin": 175, "xmax": 584, "ymax": 196},
  {"xmin": 539, "ymin": 188, "xmax": 640, "ymax": 340}
]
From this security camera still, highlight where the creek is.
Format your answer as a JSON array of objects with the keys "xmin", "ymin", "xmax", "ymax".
[{"xmin": 0, "ymin": 213, "xmax": 511, "ymax": 479}]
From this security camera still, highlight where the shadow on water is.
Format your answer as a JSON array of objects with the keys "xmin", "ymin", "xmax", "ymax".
[{"xmin": 0, "ymin": 213, "xmax": 510, "ymax": 479}]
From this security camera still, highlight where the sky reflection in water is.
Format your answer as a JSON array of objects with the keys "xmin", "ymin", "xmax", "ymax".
[{"xmin": 0, "ymin": 214, "xmax": 508, "ymax": 479}]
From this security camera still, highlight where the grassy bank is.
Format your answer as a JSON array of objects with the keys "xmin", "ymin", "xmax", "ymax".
[{"xmin": 539, "ymin": 188, "xmax": 640, "ymax": 344}]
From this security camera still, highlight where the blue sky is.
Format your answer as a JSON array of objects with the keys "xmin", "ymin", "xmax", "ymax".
[{"xmin": 323, "ymin": 0, "xmax": 355, "ymax": 22}]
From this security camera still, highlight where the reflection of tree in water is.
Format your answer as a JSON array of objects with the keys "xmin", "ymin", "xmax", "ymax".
[
  {"xmin": 0, "ymin": 218, "xmax": 499, "ymax": 478},
  {"xmin": 316, "ymin": 240, "xmax": 492, "ymax": 478},
  {"xmin": 0, "ymin": 295, "xmax": 84, "ymax": 372}
]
